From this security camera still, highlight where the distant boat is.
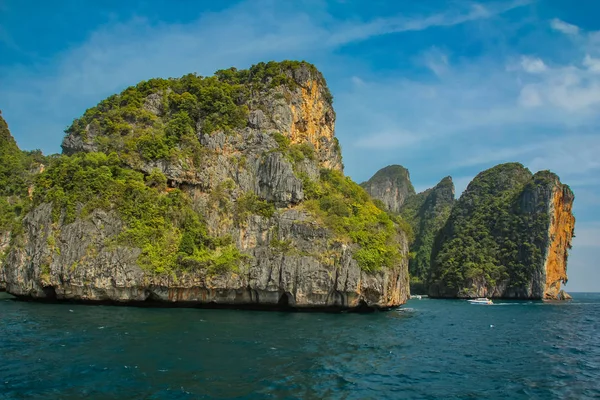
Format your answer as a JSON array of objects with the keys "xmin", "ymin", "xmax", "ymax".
[
  {"xmin": 410, "ymin": 295, "xmax": 422, "ymax": 300},
  {"xmin": 467, "ymin": 298, "xmax": 493, "ymax": 305}
]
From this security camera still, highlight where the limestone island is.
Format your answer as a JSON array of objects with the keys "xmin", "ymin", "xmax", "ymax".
[
  {"xmin": 0, "ymin": 61, "xmax": 575, "ymax": 310},
  {"xmin": 0, "ymin": 62, "xmax": 410, "ymax": 310},
  {"xmin": 362, "ymin": 163, "xmax": 575, "ymax": 300}
]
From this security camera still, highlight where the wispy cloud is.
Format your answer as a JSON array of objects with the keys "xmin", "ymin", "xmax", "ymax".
[
  {"xmin": 0, "ymin": 0, "xmax": 532, "ymax": 154},
  {"xmin": 346, "ymin": 17, "xmax": 600, "ymax": 158},
  {"xmin": 551, "ymin": 18, "xmax": 580, "ymax": 35},
  {"xmin": 326, "ymin": 1, "xmax": 524, "ymax": 46}
]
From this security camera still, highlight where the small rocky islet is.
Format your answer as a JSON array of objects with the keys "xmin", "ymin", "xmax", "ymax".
[{"xmin": 0, "ymin": 61, "xmax": 575, "ymax": 310}]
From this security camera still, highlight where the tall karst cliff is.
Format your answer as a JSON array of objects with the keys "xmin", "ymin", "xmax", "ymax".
[
  {"xmin": 2, "ymin": 61, "xmax": 411, "ymax": 309},
  {"xmin": 362, "ymin": 166, "xmax": 454, "ymax": 293},
  {"xmin": 429, "ymin": 163, "xmax": 575, "ymax": 300}
]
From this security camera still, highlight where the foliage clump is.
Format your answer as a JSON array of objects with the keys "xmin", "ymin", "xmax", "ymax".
[
  {"xmin": 33, "ymin": 152, "xmax": 247, "ymax": 275},
  {"xmin": 301, "ymin": 169, "xmax": 409, "ymax": 272},
  {"xmin": 64, "ymin": 73, "xmax": 249, "ymax": 166},
  {"xmin": 0, "ymin": 113, "xmax": 46, "ymax": 231},
  {"xmin": 215, "ymin": 60, "xmax": 333, "ymax": 104},
  {"xmin": 271, "ymin": 132, "xmax": 317, "ymax": 167},
  {"xmin": 235, "ymin": 192, "xmax": 275, "ymax": 222}
]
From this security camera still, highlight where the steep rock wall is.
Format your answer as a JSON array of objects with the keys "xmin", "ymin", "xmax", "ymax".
[
  {"xmin": 6, "ymin": 203, "xmax": 409, "ymax": 309},
  {"xmin": 543, "ymin": 182, "xmax": 575, "ymax": 299}
]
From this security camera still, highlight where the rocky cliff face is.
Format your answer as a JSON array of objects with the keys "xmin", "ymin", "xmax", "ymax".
[
  {"xmin": 2, "ymin": 62, "xmax": 410, "ymax": 310},
  {"xmin": 429, "ymin": 164, "xmax": 575, "ymax": 299},
  {"xmin": 5, "ymin": 203, "xmax": 408, "ymax": 309},
  {"xmin": 519, "ymin": 172, "xmax": 575, "ymax": 300},
  {"xmin": 360, "ymin": 165, "xmax": 415, "ymax": 213},
  {"xmin": 362, "ymin": 167, "xmax": 455, "ymax": 295}
]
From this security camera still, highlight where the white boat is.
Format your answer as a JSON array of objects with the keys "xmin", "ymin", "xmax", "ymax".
[{"xmin": 467, "ymin": 298, "xmax": 493, "ymax": 305}]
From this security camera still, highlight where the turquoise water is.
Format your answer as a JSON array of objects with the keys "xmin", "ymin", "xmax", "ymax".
[{"xmin": 1, "ymin": 292, "xmax": 599, "ymax": 399}]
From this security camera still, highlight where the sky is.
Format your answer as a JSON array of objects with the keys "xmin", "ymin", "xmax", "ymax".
[{"xmin": 0, "ymin": 0, "xmax": 598, "ymax": 291}]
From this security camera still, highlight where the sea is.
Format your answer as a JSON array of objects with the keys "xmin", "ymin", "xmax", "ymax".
[{"xmin": 1, "ymin": 292, "xmax": 599, "ymax": 399}]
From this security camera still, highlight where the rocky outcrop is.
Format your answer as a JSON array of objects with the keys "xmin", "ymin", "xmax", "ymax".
[
  {"xmin": 5, "ymin": 204, "xmax": 409, "ymax": 308},
  {"xmin": 3, "ymin": 62, "xmax": 410, "ymax": 310},
  {"xmin": 363, "ymin": 167, "xmax": 455, "ymax": 295},
  {"xmin": 520, "ymin": 172, "xmax": 575, "ymax": 300},
  {"xmin": 361, "ymin": 165, "xmax": 415, "ymax": 213},
  {"xmin": 428, "ymin": 164, "xmax": 575, "ymax": 300}
]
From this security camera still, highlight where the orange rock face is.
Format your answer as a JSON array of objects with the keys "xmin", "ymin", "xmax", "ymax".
[
  {"xmin": 289, "ymin": 79, "xmax": 341, "ymax": 171},
  {"xmin": 543, "ymin": 185, "xmax": 575, "ymax": 299}
]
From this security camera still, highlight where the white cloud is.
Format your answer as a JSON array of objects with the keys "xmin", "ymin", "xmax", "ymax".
[
  {"xmin": 521, "ymin": 56, "xmax": 547, "ymax": 73},
  {"xmin": 583, "ymin": 54, "xmax": 600, "ymax": 73},
  {"xmin": 515, "ymin": 56, "xmax": 600, "ymax": 113},
  {"xmin": 550, "ymin": 18, "xmax": 580, "ymax": 35},
  {"xmin": 326, "ymin": 1, "xmax": 513, "ymax": 46}
]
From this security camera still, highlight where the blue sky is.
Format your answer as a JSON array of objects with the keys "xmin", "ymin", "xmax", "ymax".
[{"xmin": 0, "ymin": 0, "xmax": 598, "ymax": 291}]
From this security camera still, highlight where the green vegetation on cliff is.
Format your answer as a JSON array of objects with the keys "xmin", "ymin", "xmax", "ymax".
[
  {"xmin": 361, "ymin": 165, "xmax": 454, "ymax": 292},
  {"xmin": 64, "ymin": 73, "xmax": 248, "ymax": 164},
  {"xmin": 399, "ymin": 176, "xmax": 454, "ymax": 292},
  {"xmin": 64, "ymin": 61, "xmax": 330, "ymax": 166},
  {"xmin": 302, "ymin": 169, "xmax": 405, "ymax": 272},
  {"xmin": 429, "ymin": 163, "xmax": 551, "ymax": 295},
  {"xmin": 33, "ymin": 152, "xmax": 246, "ymax": 275},
  {"xmin": 0, "ymin": 113, "xmax": 46, "ymax": 231}
]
